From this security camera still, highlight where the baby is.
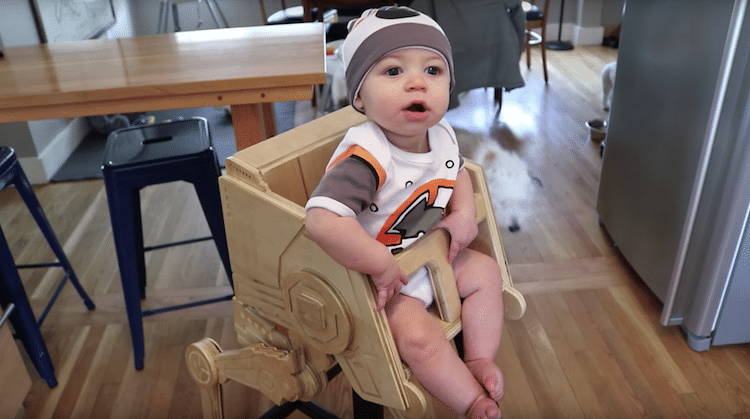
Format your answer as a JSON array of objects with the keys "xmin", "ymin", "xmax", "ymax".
[{"xmin": 304, "ymin": 6, "xmax": 505, "ymax": 418}]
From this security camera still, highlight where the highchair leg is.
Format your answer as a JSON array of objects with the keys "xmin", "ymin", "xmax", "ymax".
[
  {"xmin": 186, "ymin": 338, "xmax": 322, "ymax": 418},
  {"xmin": 186, "ymin": 339, "xmax": 385, "ymax": 419},
  {"xmin": 185, "ymin": 339, "xmax": 224, "ymax": 419}
]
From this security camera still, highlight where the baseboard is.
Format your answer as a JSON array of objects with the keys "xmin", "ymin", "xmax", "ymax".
[
  {"xmin": 573, "ymin": 25, "xmax": 604, "ymax": 46},
  {"xmin": 545, "ymin": 23, "xmax": 603, "ymax": 46},
  {"xmin": 544, "ymin": 22, "xmax": 575, "ymax": 45},
  {"xmin": 19, "ymin": 117, "xmax": 90, "ymax": 184}
]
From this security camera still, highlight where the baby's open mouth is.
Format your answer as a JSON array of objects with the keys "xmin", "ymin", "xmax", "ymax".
[{"xmin": 404, "ymin": 102, "xmax": 426, "ymax": 112}]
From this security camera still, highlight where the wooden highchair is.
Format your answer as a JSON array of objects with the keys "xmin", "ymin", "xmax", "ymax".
[{"xmin": 185, "ymin": 106, "xmax": 526, "ymax": 418}]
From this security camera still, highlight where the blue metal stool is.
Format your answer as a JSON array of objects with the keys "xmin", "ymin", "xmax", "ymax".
[
  {"xmin": 0, "ymin": 146, "xmax": 96, "ymax": 388},
  {"xmin": 102, "ymin": 117, "xmax": 233, "ymax": 370}
]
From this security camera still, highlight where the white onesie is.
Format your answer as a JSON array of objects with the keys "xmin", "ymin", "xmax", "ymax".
[{"xmin": 305, "ymin": 119, "xmax": 463, "ymax": 307}]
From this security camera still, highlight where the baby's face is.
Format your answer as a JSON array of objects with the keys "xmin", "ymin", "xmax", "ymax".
[{"xmin": 354, "ymin": 48, "xmax": 450, "ymax": 150}]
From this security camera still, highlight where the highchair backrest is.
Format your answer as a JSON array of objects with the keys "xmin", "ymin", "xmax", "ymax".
[{"xmin": 212, "ymin": 106, "xmax": 524, "ymax": 416}]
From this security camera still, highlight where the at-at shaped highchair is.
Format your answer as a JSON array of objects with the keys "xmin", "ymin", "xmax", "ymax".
[{"xmin": 185, "ymin": 106, "xmax": 526, "ymax": 418}]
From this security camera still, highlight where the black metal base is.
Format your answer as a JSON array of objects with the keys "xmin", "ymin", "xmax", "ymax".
[
  {"xmin": 259, "ymin": 400, "xmax": 341, "ymax": 419},
  {"xmin": 258, "ymin": 390, "xmax": 383, "ymax": 419},
  {"xmin": 259, "ymin": 364, "xmax": 384, "ymax": 419},
  {"xmin": 546, "ymin": 40, "xmax": 574, "ymax": 51}
]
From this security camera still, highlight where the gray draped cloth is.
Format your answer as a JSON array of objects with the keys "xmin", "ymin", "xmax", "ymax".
[{"xmin": 418, "ymin": 0, "xmax": 526, "ymax": 107}]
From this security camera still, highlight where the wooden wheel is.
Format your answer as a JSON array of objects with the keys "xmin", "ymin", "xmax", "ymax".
[{"xmin": 185, "ymin": 338, "xmax": 224, "ymax": 419}]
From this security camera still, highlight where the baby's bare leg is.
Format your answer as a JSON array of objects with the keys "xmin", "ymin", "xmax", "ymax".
[
  {"xmin": 386, "ymin": 295, "xmax": 500, "ymax": 419},
  {"xmin": 454, "ymin": 248, "xmax": 505, "ymax": 403}
]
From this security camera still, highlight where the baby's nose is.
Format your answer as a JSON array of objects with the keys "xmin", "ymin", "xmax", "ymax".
[{"xmin": 405, "ymin": 73, "xmax": 427, "ymax": 90}]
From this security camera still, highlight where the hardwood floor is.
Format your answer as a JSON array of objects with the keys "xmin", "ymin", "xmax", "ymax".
[{"xmin": 3, "ymin": 45, "xmax": 749, "ymax": 419}]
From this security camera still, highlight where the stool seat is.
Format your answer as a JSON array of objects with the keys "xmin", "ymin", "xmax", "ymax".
[
  {"xmin": 0, "ymin": 147, "xmax": 14, "ymax": 170},
  {"xmin": 102, "ymin": 117, "xmax": 233, "ymax": 370},
  {"xmin": 1, "ymin": 146, "xmax": 95, "ymax": 388},
  {"xmin": 104, "ymin": 118, "xmax": 212, "ymax": 167}
]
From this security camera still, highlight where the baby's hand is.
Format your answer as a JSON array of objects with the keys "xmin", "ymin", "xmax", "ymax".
[
  {"xmin": 369, "ymin": 257, "xmax": 408, "ymax": 311},
  {"xmin": 432, "ymin": 210, "xmax": 478, "ymax": 263}
]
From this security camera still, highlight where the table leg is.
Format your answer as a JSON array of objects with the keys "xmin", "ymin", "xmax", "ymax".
[
  {"xmin": 230, "ymin": 103, "xmax": 277, "ymax": 151},
  {"xmin": 261, "ymin": 103, "xmax": 277, "ymax": 139}
]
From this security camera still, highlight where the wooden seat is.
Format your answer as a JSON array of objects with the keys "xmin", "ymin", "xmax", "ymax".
[
  {"xmin": 185, "ymin": 106, "xmax": 526, "ymax": 418},
  {"xmin": 523, "ymin": 0, "xmax": 550, "ymax": 83}
]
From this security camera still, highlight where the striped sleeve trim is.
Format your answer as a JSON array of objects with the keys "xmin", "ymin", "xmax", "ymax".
[{"xmin": 327, "ymin": 145, "xmax": 387, "ymax": 190}]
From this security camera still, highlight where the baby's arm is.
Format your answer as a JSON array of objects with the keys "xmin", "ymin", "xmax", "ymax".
[
  {"xmin": 432, "ymin": 168, "xmax": 478, "ymax": 263},
  {"xmin": 306, "ymin": 207, "xmax": 408, "ymax": 311}
]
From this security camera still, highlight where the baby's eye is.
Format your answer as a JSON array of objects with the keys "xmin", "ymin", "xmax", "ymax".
[
  {"xmin": 425, "ymin": 66, "xmax": 442, "ymax": 75},
  {"xmin": 385, "ymin": 67, "xmax": 401, "ymax": 76}
]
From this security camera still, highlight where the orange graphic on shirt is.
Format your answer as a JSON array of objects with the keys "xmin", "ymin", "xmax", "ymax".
[{"xmin": 376, "ymin": 179, "xmax": 455, "ymax": 252}]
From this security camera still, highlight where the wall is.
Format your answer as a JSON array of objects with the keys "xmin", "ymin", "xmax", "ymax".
[{"xmin": 543, "ymin": 0, "xmax": 624, "ymax": 45}]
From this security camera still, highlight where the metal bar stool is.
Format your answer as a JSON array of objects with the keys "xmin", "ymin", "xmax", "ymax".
[
  {"xmin": 102, "ymin": 117, "xmax": 233, "ymax": 370},
  {"xmin": 157, "ymin": 0, "xmax": 229, "ymax": 33},
  {"xmin": 0, "ymin": 146, "xmax": 96, "ymax": 388}
]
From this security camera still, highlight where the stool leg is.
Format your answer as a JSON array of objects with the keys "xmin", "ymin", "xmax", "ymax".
[
  {"xmin": 161, "ymin": 1, "xmax": 170, "ymax": 33},
  {"xmin": 132, "ymin": 191, "xmax": 147, "ymax": 300},
  {"xmin": 0, "ymin": 227, "xmax": 57, "ymax": 388},
  {"xmin": 172, "ymin": 3, "xmax": 181, "ymax": 32},
  {"xmin": 157, "ymin": 1, "xmax": 166, "ymax": 33},
  {"xmin": 12, "ymin": 162, "xmax": 95, "ymax": 312},
  {"xmin": 207, "ymin": 0, "xmax": 230, "ymax": 28},
  {"xmin": 192, "ymin": 155, "xmax": 232, "ymax": 286},
  {"xmin": 105, "ymin": 183, "xmax": 147, "ymax": 370}
]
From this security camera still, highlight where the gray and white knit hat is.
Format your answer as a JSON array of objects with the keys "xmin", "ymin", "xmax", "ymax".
[{"xmin": 341, "ymin": 6, "xmax": 454, "ymax": 113}]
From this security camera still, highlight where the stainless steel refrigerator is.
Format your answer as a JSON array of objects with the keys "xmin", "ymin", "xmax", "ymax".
[{"xmin": 597, "ymin": 0, "xmax": 750, "ymax": 351}]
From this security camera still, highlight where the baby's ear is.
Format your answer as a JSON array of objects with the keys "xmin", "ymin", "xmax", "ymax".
[{"xmin": 353, "ymin": 95, "xmax": 364, "ymax": 112}]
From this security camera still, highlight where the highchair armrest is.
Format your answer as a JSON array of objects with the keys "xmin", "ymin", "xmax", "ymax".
[{"xmin": 393, "ymin": 229, "xmax": 462, "ymax": 327}]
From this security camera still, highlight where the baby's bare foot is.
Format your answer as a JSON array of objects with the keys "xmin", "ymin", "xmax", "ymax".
[
  {"xmin": 466, "ymin": 394, "xmax": 501, "ymax": 419},
  {"xmin": 466, "ymin": 358, "xmax": 504, "ymax": 403}
]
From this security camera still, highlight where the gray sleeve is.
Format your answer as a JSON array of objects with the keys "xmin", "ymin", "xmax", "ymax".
[{"xmin": 309, "ymin": 156, "xmax": 379, "ymax": 215}]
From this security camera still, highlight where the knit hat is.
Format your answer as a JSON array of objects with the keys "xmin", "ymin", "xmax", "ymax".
[{"xmin": 341, "ymin": 6, "xmax": 454, "ymax": 113}]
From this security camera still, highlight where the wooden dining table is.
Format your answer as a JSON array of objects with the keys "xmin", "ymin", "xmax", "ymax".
[{"xmin": 0, "ymin": 23, "xmax": 326, "ymax": 151}]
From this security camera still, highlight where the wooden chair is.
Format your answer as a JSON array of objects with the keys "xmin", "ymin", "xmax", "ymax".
[
  {"xmin": 523, "ymin": 0, "xmax": 550, "ymax": 83},
  {"xmin": 185, "ymin": 106, "xmax": 526, "ymax": 418}
]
